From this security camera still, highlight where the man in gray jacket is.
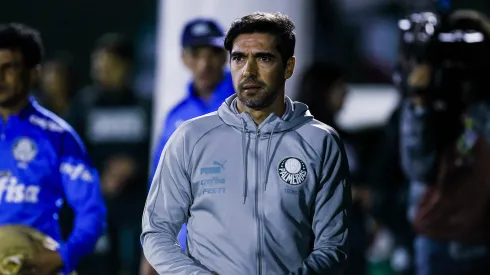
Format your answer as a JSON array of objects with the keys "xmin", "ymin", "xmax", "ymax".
[{"xmin": 141, "ymin": 12, "xmax": 351, "ymax": 275}]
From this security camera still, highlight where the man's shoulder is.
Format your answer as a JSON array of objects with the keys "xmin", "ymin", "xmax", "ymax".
[
  {"xmin": 168, "ymin": 95, "xmax": 201, "ymax": 116},
  {"xmin": 295, "ymin": 119, "xmax": 343, "ymax": 151},
  {"xmin": 179, "ymin": 111, "xmax": 223, "ymax": 134},
  {"xmin": 297, "ymin": 118, "xmax": 340, "ymax": 138},
  {"xmin": 170, "ymin": 111, "xmax": 223, "ymax": 143},
  {"xmin": 29, "ymin": 103, "xmax": 72, "ymax": 135},
  {"xmin": 30, "ymin": 103, "xmax": 85, "ymax": 149}
]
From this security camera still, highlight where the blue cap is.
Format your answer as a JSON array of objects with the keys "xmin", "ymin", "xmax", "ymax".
[{"xmin": 181, "ymin": 18, "xmax": 225, "ymax": 49}]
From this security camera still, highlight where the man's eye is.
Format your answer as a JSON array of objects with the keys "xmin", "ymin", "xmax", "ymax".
[
  {"xmin": 231, "ymin": 56, "xmax": 243, "ymax": 61},
  {"xmin": 259, "ymin": 57, "xmax": 272, "ymax": 62}
]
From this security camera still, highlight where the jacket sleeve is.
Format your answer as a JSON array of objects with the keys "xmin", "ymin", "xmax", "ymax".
[
  {"xmin": 289, "ymin": 131, "xmax": 351, "ymax": 275},
  {"xmin": 399, "ymin": 100, "xmax": 438, "ymax": 182},
  {"xmin": 141, "ymin": 125, "xmax": 212, "ymax": 275},
  {"xmin": 58, "ymin": 130, "xmax": 107, "ymax": 274},
  {"xmin": 148, "ymin": 114, "xmax": 189, "ymax": 252},
  {"xmin": 149, "ymin": 111, "xmax": 179, "ymax": 189}
]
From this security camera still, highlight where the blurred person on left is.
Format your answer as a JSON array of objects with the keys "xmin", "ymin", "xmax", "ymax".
[
  {"xmin": 0, "ymin": 23, "xmax": 106, "ymax": 275},
  {"xmin": 65, "ymin": 33, "xmax": 151, "ymax": 275}
]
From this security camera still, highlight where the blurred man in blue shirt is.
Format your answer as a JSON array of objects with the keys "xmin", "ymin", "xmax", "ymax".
[
  {"xmin": 151, "ymin": 18, "xmax": 234, "ymax": 174},
  {"xmin": 140, "ymin": 18, "xmax": 233, "ymax": 275},
  {"xmin": 0, "ymin": 23, "xmax": 106, "ymax": 275},
  {"xmin": 151, "ymin": 19, "xmax": 234, "ymax": 247}
]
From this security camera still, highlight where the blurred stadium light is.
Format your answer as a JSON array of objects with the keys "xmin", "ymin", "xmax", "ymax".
[{"xmin": 337, "ymin": 84, "xmax": 401, "ymax": 131}]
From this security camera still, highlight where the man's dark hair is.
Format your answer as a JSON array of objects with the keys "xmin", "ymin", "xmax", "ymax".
[
  {"xmin": 94, "ymin": 32, "xmax": 134, "ymax": 62},
  {"xmin": 0, "ymin": 23, "xmax": 44, "ymax": 68},
  {"xmin": 224, "ymin": 12, "xmax": 295, "ymax": 65}
]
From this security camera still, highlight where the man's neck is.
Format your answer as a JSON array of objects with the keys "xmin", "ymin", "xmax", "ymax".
[
  {"xmin": 0, "ymin": 97, "xmax": 30, "ymax": 122},
  {"xmin": 237, "ymin": 94, "xmax": 286, "ymax": 126},
  {"xmin": 194, "ymin": 73, "xmax": 225, "ymax": 102},
  {"xmin": 194, "ymin": 86, "xmax": 214, "ymax": 102}
]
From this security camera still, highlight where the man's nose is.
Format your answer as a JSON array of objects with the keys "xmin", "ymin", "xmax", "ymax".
[
  {"xmin": 243, "ymin": 59, "xmax": 257, "ymax": 77},
  {"xmin": 197, "ymin": 56, "xmax": 211, "ymax": 71}
]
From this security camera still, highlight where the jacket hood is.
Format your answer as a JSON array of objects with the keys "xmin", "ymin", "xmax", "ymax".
[{"xmin": 217, "ymin": 94, "xmax": 313, "ymax": 134}]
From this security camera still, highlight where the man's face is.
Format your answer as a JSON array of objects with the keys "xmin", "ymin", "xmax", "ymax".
[
  {"xmin": 182, "ymin": 46, "xmax": 226, "ymax": 92},
  {"xmin": 0, "ymin": 49, "xmax": 32, "ymax": 108},
  {"xmin": 230, "ymin": 33, "xmax": 293, "ymax": 110},
  {"xmin": 91, "ymin": 50, "xmax": 130, "ymax": 89}
]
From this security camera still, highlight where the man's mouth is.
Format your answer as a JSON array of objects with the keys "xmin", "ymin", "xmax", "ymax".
[
  {"xmin": 241, "ymin": 82, "xmax": 263, "ymax": 91},
  {"xmin": 198, "ymin": 74, "xmax": 213, "ymax": 81}
]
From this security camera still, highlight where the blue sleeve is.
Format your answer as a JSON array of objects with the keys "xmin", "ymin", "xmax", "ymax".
[{"xmin": 57, "ymin": 130, "xmax": 107, "ymax": 273}]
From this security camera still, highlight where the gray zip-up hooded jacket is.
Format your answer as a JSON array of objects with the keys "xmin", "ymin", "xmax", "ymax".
[{"xmin": 142, "ymin": 95, "xmax": 351, "ymax": 275}]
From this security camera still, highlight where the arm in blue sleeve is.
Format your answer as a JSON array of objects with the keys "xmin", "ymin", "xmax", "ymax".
[
  {"xmin": 289, "ymin": 131, "xmax": 351, "ymax": 275},
  {"xmin": 399, "ymin": 100, "xmax": 438, "ymax": 182},
  {"xmin": 58, "ymin": 131, "xmax": 107, "ymax": 273}
]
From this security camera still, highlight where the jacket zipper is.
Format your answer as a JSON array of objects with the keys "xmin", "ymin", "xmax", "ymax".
[{"xmin": 255, "ymin": 129, "xmax": 263, "ymax": 275}]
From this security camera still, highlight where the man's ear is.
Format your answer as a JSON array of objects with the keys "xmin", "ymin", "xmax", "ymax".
[{"xmin": 285, "ymin": 56, "xmax": 295, "ymax": 80}]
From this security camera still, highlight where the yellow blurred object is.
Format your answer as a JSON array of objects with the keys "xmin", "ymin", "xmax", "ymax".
[
  {"xmin": 0, "ymin": 225, "xmax": 77, "ymax": 275},
  {"xmin": 408, "ymin": 63, "xmax": 431, "ymax": 89}
]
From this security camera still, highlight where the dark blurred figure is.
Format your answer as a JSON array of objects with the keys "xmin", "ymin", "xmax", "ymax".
[
  {"xmin": 66, "ymin": 33, "xmax": 151, "ymax": 275},
  {"xmin": 297, "ymin": 62, "xmax": 368, "ymax": 275},
  {"xmin": 365, "ymin": 11, "xmax": 442, "ymax": 275},
  {"xmin": 35, "ymin": 53, "xmax": 75, "ymax": 116},
  {"xmin": 297, "ymin": 63, "xmax": 360, "ymax": 180},
  {"xmin": 297, "ymin": 63, "xmax": 347, "ymax": 131},
  {"xmin": 401, "ymin": 10, "xmax": 490, "ymax": 275}
]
